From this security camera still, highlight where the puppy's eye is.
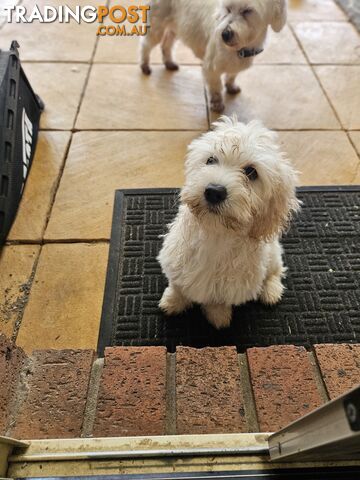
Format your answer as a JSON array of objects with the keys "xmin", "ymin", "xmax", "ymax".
[
  {"xmin": 244, "ymin": 165, "xmax": 258, "ymax": 180},
  {"xmin": 226, "ymin": 6, "xmax": 231, "ymax": 13},
  {"xmin": 206, "ymin": 156, "xmax": 218, "ymax": 165},
  {"xmin": 241, "ymin": 7, "xmax": 253, "ymax": 15}
]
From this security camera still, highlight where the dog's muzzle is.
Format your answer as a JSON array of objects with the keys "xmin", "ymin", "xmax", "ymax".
[{"xmin": 204, "ymin": 184, "xmax": 227, "ymax": 206}]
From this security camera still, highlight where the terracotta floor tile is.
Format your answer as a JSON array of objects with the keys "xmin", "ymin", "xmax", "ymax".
[
  {"xmin": 0, "ymin": 245, "xmax": 40, "ymax": 338},
  {"xmin": 8, "ymin": 132, "xmax": 71, "ymax": 242},
  {"xmin": 294, "ymin": 22, "xmax": 360, "ymax": 64},
  {"xmin": 278, "ymin": 131, "xmax": 360, "ymax": 185},
  {"xmin": 44, "ymin": 131, "xmax": 200, "ymax": 240},
  {"xmin": 0, "ymin": 0, "xmax": 97, "ymax": 61},
  {"xmin": 288, "ymin": 0, "xmax": 347, "ymax": 22},
  {"xmin": 76, "ymin": 65, "xmax": 207, "ymax": 130},
  {"xmin": 255, "ymin": 25, "xmax": 306, "ymax": 64},
  {"xmin": 316, "ymin": 66, "xmax": 360, "ymax": 129},
  {"xmin": 23, "ymin": 63, "xmax": 89, "ymax": 129},
  {"xmin": 17, "ymin": 243, "xmax": 108, "ymax": 352},
  {"xmin": 210, "ymin": 65, "xmax": 339, "ymax": 129}
]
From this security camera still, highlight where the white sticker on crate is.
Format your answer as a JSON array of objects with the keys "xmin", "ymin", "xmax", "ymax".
[{"xmin": 22, "ymin": 107, "xmax": 33, "ymax": 180}]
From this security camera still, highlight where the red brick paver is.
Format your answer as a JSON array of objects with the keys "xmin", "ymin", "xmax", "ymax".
[
  {"xmin": 93, "ymin": 347, "xmax": 167, "ymax": 437},
  {"xmin": 1, "ymin": 336, "xmax": 360, "ymax": 439},
  {"xmin": 0, "ymin": 335, "xmax": 26, "ymax": 435},
  {"xmin": 176, "ymin": 346, "xmax": 246, "ymax": 434},
  {"xmin": 314, "ymin": 344, "xmax": 360, "ymax": 399},
  {"xmin": 11, "ymin": 349, "xmax": 94, "ymax": 439},
  {"xmin": 247, "ymin": 345, "xmax": 323, "ymax": 432}
]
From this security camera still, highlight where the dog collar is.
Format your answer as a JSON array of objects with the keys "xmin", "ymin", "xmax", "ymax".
[{"xmin": 237, "ymin": 47, "xmax": 264, "ymax": 58}]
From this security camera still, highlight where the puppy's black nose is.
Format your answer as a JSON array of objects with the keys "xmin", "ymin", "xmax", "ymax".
[
  {"xmin": 222, "ymin": 27, "xmax": 234, "ymax": 44},
  {"xmin": 204, "ymin": 184, "xmax": 227, "ymax": 205}
]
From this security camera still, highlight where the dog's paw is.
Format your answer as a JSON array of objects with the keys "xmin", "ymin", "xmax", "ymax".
[
  {"xmin": 164, "ymin": 61, "xmax": 179, "ymax": 71},
  {"xmin": 141, "ymin": 64, "xmax": 152, "ymax": 75},
  {"xmin": 260, "ymin": 276, "xmax": 284, "ymax": 305},
  {"xmin": 203, "ymin": 304, "xmax": 232, "ymax": 329},
  {"xmin": 159, "ymin": 287, "xmax": 188, "ymax": 315},
  {"xmin": 226, "ymin": 83, "xmax": 241, "ymax": 95},
  {"xmin": 210, "ymin": 99, "xmax": 225, "ymax": 113}
]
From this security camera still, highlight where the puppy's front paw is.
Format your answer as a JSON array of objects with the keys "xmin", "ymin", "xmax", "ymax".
[
  {"xmin": 203, "ymin": 304, "xmax": 232, "ymax": 329},
  {"xmin": 164, "ymin": 61, "xmax": 179, "ymax": 71},
  {"xmin": 226, "ymin": 83, "xmax": 241, "ymax": 95},
  {"xmin": 141, "ymin": 64, "xmax": 152, "ymax": 75},
  {"xmin": 260, "ymin": 276, "xmax": 284, "ymax": 305},
  {"xmin": 159, "ymin": 286, "xmax": 188, "ymax": 315}
]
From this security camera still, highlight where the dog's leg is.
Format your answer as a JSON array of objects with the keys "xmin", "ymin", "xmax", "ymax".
[
  {"xmin": 202, "ymin": 304, "xmax": 232, "ymax": 329},
  {"xmin": 225, "ymin": 74, "xmax": 241, "ymax": 95},
  {"xmin": 161, "ymin": 29, "xmax": 179, "ymax": 71},
  {"xmin": 159, "ymin": 284, "xmax": 191, "ymax": 315},
  {"xmin": 260, "ymin": 243, "xmax": 285, "ymax": 305},
  {"xmin": 203, "ymin": 67, "xmax": 225, "ymax": 113},
  {"xmin": 140, "ymin": 27, "xmax": 164, "ymax": 75}
]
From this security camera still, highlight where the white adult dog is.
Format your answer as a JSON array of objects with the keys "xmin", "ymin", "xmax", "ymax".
[
  {"xmin": 140, "ymin": 0, "xmax": 287, "ymax": 112},
  {"xmin": 157, "ymin": 116, "xmax": 299, "ymax": 329}
]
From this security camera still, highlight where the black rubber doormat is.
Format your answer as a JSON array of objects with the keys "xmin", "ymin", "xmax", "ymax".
[{"xmin": 98, "ymin": 186, "xmax": 360, "ymax": 355}]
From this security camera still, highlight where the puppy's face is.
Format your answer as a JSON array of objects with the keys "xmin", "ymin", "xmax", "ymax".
[
  {"xmin": 217, "ymin": 0, "xmax": 286, "ymax": 49},
  {"xmin": 181, "ymin": 118, "xmax": 300, "ymax": 240}
]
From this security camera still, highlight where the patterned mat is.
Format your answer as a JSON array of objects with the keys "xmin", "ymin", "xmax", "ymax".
[{"xmin": 98, "ymin": 187, "xmax": 360, "ymax": 354}]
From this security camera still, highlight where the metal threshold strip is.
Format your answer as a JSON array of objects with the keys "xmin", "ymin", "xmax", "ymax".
[
  {"xmin": 3, "ymin": 387, "xmax": 360, "ymax": 478},
  {"xmin": 6, "ymin": 433, "xmax": 360, "ymax": 479},
  {"xmin": 9, "ymin": 445, "xmax": 269, "ymax": 462},
  {"xmin": 269, "ymin": 385, "xmax": 360, "ymax": 461}
]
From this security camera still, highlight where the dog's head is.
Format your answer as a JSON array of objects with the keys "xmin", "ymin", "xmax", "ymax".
[
  {"xmin": 181, "ymin": 116, "xmax": 300, "ymax": 240},
  {"xmin": 216, "ymin": 0, "xmax": 286, "ymax": 50}
]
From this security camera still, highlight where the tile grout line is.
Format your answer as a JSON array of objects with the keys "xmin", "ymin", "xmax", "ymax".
[
  {"xmin": 308, "ymin": 350, "xmax": 330, "ymax": 403},
  {"xmin": 5, "ymin": 239, "xmax": 110, "ymax": 245},
  {"xmin": 11, "ymin": 246, "xmax": 42, "ymax": 343},
  {"xmin": 38, "ymin": 127, "xmax": 359, "ymax": 133},
  {"xmin": 36, "ymin": 1, "xmax": 106, "ymax": 242},
  {"xmin": 288, "ymin": 21, "xmax": 360, "ymax": 175},
  {"xmin": 81, "ymin": 357, "xmax": 104, "ymax": 437},
  {"xmin": 165, "ymin": 352, "xmax": 177, "ymax": 435},
  {"xmin": 40, "ymin": 132, "xmax": 74, "ymax": 238},
  {"xmin": 5, "ymin": 127, "xmax": 72, "ymax": 324},
  {"xmin": 238, "ymin": 353, "xmax": 259, "ymax": 432},
  {"xmin": 288, "ymin": 22, "xmax": 345, "ymax": 130}
]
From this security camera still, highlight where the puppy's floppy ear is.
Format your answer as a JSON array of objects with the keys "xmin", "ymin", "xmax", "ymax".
[
  {"xmin": 269, "ymin": 0, "xmax": 287, "ymax": 32},
  {"xmin": 249, "ymin": 158, "xmax": 300, "ymax": 241}
]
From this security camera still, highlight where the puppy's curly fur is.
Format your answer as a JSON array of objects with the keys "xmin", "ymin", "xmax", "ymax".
[
  {"xmin": 140, "ymin": 0, "xmax": 287, "ymax": 112},
  {"xmin": 157, "ymin": 116, "xmax": 300, "ymax": 329}
]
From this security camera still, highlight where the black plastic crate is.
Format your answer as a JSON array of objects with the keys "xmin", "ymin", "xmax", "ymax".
[{"xmin": 0, "ymin": 41, "xmax": 43, "ymax": 244}]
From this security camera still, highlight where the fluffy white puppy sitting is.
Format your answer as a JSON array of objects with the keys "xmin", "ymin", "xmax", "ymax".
[
  {"xmin": 157, "ymin": 116, "xmax": 300, "ymax": 329},
  {"xmin": 140, "ymin": 0, "xmax": 286, "ymax": 112}
]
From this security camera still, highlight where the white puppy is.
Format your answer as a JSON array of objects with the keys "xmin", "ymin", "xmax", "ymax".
[
  {"xmin": 140, "ymin": 0, "xmax": 287, "ymax": 112},
  {"xmin": 157, "ymin": 116, "xmax": 300, "ymax": 329}
]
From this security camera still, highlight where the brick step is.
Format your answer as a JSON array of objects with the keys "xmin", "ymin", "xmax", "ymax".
[{"xmin": 1, "ymin": 334, "xmax": 359, "ymax": 439}]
